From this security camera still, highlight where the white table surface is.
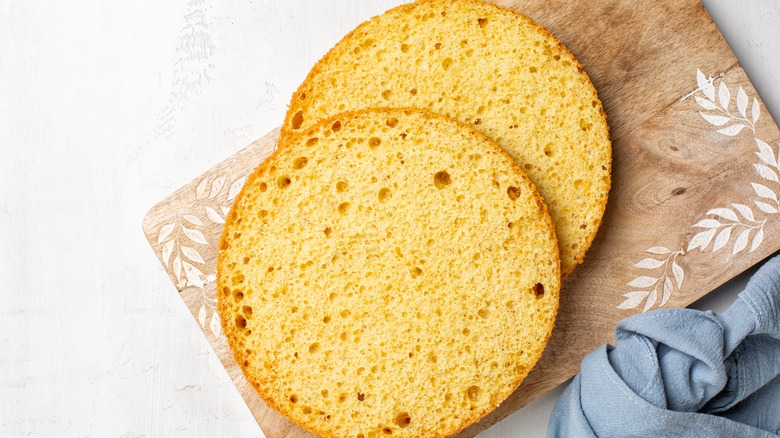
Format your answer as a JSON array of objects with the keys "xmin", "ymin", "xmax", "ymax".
[{"xmin": 1, "ymin": 1, "xmax": 779, "ymax": 436}]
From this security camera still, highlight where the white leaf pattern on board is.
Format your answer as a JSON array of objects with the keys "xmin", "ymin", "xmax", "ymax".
[
  {"xmin": 205, "ymin": 206, "xmax": 225, "ymax": 224},
  {"xmin": 702, "ymin": 77, "xmax": 715, "ymax": 101},
  {"xmin": 671, "ymin": 261, "xmax": 684, "ymax": 288},
  {"xmin": 696, "ymin": 69, "xmax": 707, "ymax": 89},
  {"xmin": 181, "ymin": 246, "xmax": 205, "ymax": 264},
  {"xmin": 619, "ymin": 247, "xmax": 684, "ymax": 310},
  {"xmin": 737, "ymin": 86, "xmax": 748, "ymax": 118},
  {"xmin": 712, "ymin": 226, "xmax": 732, "ymax": 252},
  {"xmin": 752, "ymin": 183, "xmax": 777, "ymax": 202},
  {"xmin": 717, "ymin": 124, "xmax": 746, "ymax": 136},
  {"xmin": 661, "ymin": 276, "xmax": 673, "ymax": 306},
  {"xmin": 634, "ymin": 258, "xmax": 666, "ymax": 269},
  {"xmin": 718, "ymin": 81, "xmax": 730, "ymax": 110},
  {"xmin": 162, "ymin": 240, "xmax": 174, "ymax": 267},
  {"xmin": 751, "ymin": 228, "xmax": 764, "ymax": 252},
  {"xmin": 158, "ymin": 222, "xmax": 175, "ymax": 244},
  {"xmin": 643, "ymin": 288, "xmax": 658, "ymax": 312},
  {"xmin": 182, "ymin": 226, "xmax": 208, "ymax": 245},
  {"xmin": 646, "ymin": 246, "xmax": 671, "ymax": 255},
  {"xmin": 173, "ymin": 256, "xmax": 182, "ymax": 283},
  {"xmin": 618, "ymin": 291, "xmax": 650, "ymax": 309},
  {"xmin": 627, "ymin": 276, "xmax": 657, "ymax": 288},
  {"xmin": 695, "ymin": 96, "xmax": 717, "ymax": 110},
  {"xmin": 754, "ymin": 164, "xmax": 779, "ymax": 182},
  {"xmin": 755, "ymin": 201, "xmax": 777, "ymax": 214},
  {"xmin": 733, "ymin": 203, "xmax": 755, "ymax": 221},
  {"xmin": 154, "ymin": 173, "xmax": 250, "ymax": 339},
  {"xmin": 707, "ymin": 208, "xmax": 737, "ymax": 221},
  {"xmin": 182, "ymin": 261, "xmax": 205, "ymax": 288},
  {"xmin": 209, "ymin": 175, "xmax": 226, "ymax": 199},
  {"xmin": 620, "ymin": 69, "xmax": 773, "ymax": 312},
  {"xmin": 733, "ymin": 229, "xmax": 750, "ymax": 255},
  {"xmin": 209, "ymin": 313, "xmax": 222, "ymax": 338},
  {"xmin": 752, "ymin": 98, "xmax": 760, "ymax": 124},
  {"xmin": 196, "ymin": 177, "xmax": 209, "ymax": 200},
  {"xmin": 182, "ymin": 214, "xmax": 203, "ymax": 226},
  {"xmin": 755, "ymin": 139, "xmax": 776, "ymax": 167},
  {"xmin": 693, "ymin": 219, "xmax": 721, "ymax": 229},
  {"xmin": 694, "ymin": 70, "xmax": 756, "ymax": 137},
  {"xmin": 688, "ymin": 229, "xmax": 716, "ymax": 251},
  {"xmin": 699, "ymin": 112, "xmax": 731, "ymax": 126},
  {"xmin": 227, "ymin": 176, "xmax": 246, "ymax": 201},
  {"xmin": 198, "ymin": 304, "xmax": 207, "ymax": 328}
]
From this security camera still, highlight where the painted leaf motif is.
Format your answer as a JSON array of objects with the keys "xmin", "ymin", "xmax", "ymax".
[
  {"xmin": 205, "ymin": 206, "xmax": 224, "ymax": 224},
  {"xmin": 712, "ymin": 226, "xmax": 732, "ymax": 252},
  {"xmin": 754, "ymin": 164, "xmax": 779, "ymax": 182},
  {"xmin": 737, "ymin": 86, "xmax": 748, "ymax": 118},
  {"xmin": 157, "ymin": 222, "xmax": 175, "ymax": 244},
  {"xmin": 733, "ymin": 229, "xmax": 750, "ymax": 254},
  {"xmin": 718, "ymin": 81, "xmax": 730, "ymax": 110},
  {"xmin": 182, "ymin": 225, "xmax": 208, "ymax": 244},
  {"xmin": 755, "ymin": 138, "xmax": 777, "ymax": 167},
  {"xmin": 618, "ymin": 291, "xmax": 650, "ymax": 310},
  {"xmin": 752, "ymin": 97, "xmax": 760, "ymax": 124},
  {"xmin": 672, "ymin": 260, "xmax": 684, "ymax": 288},
  {"xmin": 699, "ymin": 112, "xmax": 731, "ymax": 126},
  {"xmin": 221, "ymin": 206, "xmax": 230, "ymax": 216},
  {"xmin": 717, "ymin": 124, "xmax": 746, "ymax": 136},
  {"xmin": 209, "ymin": 313, "xmax": 222, "ymax": 338},
  {"xmin": 706, "ymin": 208, "xmax": 737, "ymax": 221},
  {"xmin": 173, "ymin": 255, "xmax": 182, "ymax": 282},
  {"xmin": 661, "ymin": 276, "xmax": 673, "ymax": 306},
  {"xmin": 196, "ymin": 177, "xmax": 209, "ymax": 200},
  {"xmin": 646, "ymin": 246, "xmax": 671, "ymax": 255},
  {"xmin": 182, "ymin": 261, "xmax": 205, "ymax": 287},
  {"xmin": 693, "ymin": 219, "xmax": 721, "ymax": 228},
  {"xmin": 751, "ymin": 183, "xmax": 778, "ymax": 202},
  {"xmin": 161, "ymin": 239, "xmax": 174, "ymax": 267},
  {"xmin": 774, "ymin": 143, "xmax": 780, "ymax": 174},
  {"xmin": 696, "ymin": 69, "xmax": 706, "ymax": 88},
  {"xmin": 688, "ymin": 228, "xmax": 716, "ymax": 251},
  {"xmin": 702, "ymin": 80, "xmax": 715, "ymax": 101},
  {"xmin": 198, "ymin": 304, "xmax": 207, "ymax": 328},
  {"xmin": 182, "ymin": 214, "xmax": 203, "ymax": 226},
  {"xmin": 755, "ymin": 201, "xmax": 778, "ymax": 214},
  {"xmin": 694, "ymin": 96, "xmax": 717, "ymax": 110},
  {"xmin": 732, "ymin": 203, "xmax": 755, "ymax": 222},
  {"xmin": 644, "ymin": 288, "xmax": 658, "ymax": 312},
  {"xmin": 227, "ymin": 176, "xmax": 246, "ymax": 201},
  {"xmin": 209, "ymin": 174, "xmax": 226, "ymax": 199},
  {"xmin": 634, "ymin": 258, "xmax": 665, "ymax": 269},
  {"xmin": 181, "ymin": 245, "xmax": 205, "ymax": 264},
  {"xmin": 628, "ymin": 276, "xmax": 657, "ymax": 288},
  {"xmin": 751, "ymin": 227, "xmax": 764, "ymax": 252}
]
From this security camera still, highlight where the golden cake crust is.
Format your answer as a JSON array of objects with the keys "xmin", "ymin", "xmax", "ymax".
[
  {"xmin": 219, "ymin": 108, "xmax": 561, "ymax": 438},
  {"xmin": 281, "ymin": 0, "xmax": 611, "ymax": 276}
]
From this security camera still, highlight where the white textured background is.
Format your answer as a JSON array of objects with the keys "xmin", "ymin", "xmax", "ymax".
[{"xmin": 1, "ymin": 1, "xmax": 778, "ymax": 437}]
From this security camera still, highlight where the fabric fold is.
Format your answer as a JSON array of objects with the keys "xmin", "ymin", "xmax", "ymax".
[{"xmin": 549, "ymin": 255, "xmax": 780, "ymax": 437}]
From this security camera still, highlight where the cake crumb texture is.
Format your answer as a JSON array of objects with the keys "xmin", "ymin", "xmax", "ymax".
[
  {"xmin": 281, "ymin": 0, "xmax": 611, "ymax": 276},
  {"xmin": 219, "ymin": 108, "xmax": 561, "ymax": 438}
]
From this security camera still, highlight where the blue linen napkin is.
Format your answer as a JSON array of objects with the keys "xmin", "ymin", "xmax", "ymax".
[{"xmin": 548, "ymin": 255, "xmax": 780, "ymax": 437}]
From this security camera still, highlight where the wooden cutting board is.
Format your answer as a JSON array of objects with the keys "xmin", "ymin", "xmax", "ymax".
[{"xmin": 142, "ymin": 0, "xmax": 780, "ymax": 436}]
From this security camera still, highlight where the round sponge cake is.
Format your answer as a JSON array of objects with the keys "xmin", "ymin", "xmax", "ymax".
[
  {"xmin": 281, "ymin": 0, "xmax": 611, "ymax": 276},
  {"xmin": 218, "ymin": 109, "xmax": 560, "ymax": 438}
]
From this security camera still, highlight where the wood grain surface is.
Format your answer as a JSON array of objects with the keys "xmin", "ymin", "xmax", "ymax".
[{"xmin": 142, "ymin": 1, "xmax": 780, "ymax": 437}]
